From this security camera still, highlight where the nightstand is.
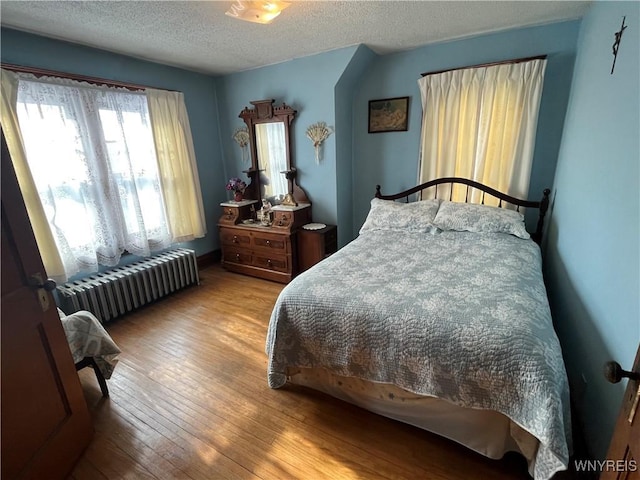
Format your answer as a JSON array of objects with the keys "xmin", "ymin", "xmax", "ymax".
[{"xmin": 297, "ymin": 225, "xmax": 337, "ymax": 273}]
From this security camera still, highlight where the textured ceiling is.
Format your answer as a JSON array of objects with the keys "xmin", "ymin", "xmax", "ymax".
[{"xmin": 1, "ymin": 1, "xmax": 592, "ymax": 76}]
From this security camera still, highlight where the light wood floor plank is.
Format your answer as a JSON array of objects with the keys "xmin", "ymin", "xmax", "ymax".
[{"xmin": 69, "ymin": 264, "xmax": 532, "ymax": 480}]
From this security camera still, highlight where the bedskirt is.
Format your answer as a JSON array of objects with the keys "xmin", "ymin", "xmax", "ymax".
[{"xmin": 287, "ymin": 367, "xmax": 539, "ymax": 474}]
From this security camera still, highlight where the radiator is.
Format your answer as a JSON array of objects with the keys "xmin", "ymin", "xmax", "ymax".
[{"xmin": 56, "ymin": 248, "xmax": 199, "ymax": 323}]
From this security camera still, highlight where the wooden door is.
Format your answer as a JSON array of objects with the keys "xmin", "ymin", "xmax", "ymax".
[
  {"xmin": 1, "ymin": 131, "xmax": 92, "ymax": 479},
  {"xmin": 602, "ymin": 343, "xmax": 640, "ymax": 479}
]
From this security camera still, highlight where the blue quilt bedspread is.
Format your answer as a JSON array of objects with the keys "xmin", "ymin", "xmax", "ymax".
[{"xmin": 266, "ymin": 229, "xmax": 571, "ymax": 480}]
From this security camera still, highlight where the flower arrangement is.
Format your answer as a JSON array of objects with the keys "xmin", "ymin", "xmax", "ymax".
[
  {"xmin": 226, "ymin": 177, "xmax": 247, "ymax": 193},
  {"xmin": 305, "ymin": 121, "xmax": 333, "ymax": 164}
]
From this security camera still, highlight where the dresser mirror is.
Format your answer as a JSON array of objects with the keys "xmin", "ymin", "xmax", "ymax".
[
  {"xmin": 239, "ymin": 99, "xmax": 309, "ymax": 205},
  {"xmin": 255, "ymin": 122, "xmax": 288, "ymax": 201}
]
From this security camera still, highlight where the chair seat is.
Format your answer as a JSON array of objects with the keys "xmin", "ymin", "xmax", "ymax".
[{"xmin": 57, "ymin": 308, "xmax": 121, "ymax": 397}]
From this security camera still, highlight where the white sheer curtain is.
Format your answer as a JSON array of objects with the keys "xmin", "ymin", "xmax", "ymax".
[
  {"xmin": 146, "ymin": 88, "xmax": 206, "ymax": 242},
  {"xmin": 3, "ymin": 70, "xmax": 172, "ymax": 280},
  {"xmin": 417, "ymin": 59, "xmax": 546, "ymax": 204}
]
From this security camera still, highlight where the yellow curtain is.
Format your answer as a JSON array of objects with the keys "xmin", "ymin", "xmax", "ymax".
[
  {"xmin": 146, "ymin": 89, "xmax": 206, "ymax": 242},
  {"xmin": 417, "ymin": 59, "xmax": 546, "ymax": 205},
  {"xmin": 0, "ymin": 69, "xmax": 67, "ymax": 281}
]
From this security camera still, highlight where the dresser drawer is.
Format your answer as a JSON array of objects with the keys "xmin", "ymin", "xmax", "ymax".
[
  {"xmin": 253, "ymin": 254, "xmax": 289, "ymax": 273},
  {"xmin": 220, "ymin": 230, "xmax": 251, "ymax": 247},
  {"xmin": 222, "ymin": 247, "xmax": 252, "ymax": 266},
  {"xmin": 253, "ymin": 233, "xmax": 287, "ymax": 252}
]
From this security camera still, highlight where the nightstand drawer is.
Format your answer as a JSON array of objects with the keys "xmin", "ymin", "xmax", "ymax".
[{"xmin": 325, "ymin": 227, "xmax": 337, "ymax": 253}]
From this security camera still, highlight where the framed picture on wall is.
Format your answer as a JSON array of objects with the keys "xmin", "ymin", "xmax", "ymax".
[{"xmin": 368, "ymin": 96, "xmax": 409, "ymax": 133}]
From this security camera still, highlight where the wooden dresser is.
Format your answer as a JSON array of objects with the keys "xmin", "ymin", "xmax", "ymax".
[{"xmin": 218, "ymin": 200, "xmax": 312, "ymax": 283}]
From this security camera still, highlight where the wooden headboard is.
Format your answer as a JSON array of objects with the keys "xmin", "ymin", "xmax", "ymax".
[{"xmin": 375, "ymin": 177, "xmax": 551, "ymax": 244}]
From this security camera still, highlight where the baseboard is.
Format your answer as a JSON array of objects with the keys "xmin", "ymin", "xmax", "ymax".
[{"xmin": 197, "ymin": 249, "xmax": 221, "ymax": 269}]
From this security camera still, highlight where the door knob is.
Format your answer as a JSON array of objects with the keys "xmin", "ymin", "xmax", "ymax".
[
  {"xmin": 604, "ymin": 361, "xmax": 640, "ymax": 383},
  {"xmin": 29, "ymin": 273, "xmax": 56, "ymax": 312},
  {"xmin": 29, "ymin": 274, "xmax": 57, "ymax": 291}
]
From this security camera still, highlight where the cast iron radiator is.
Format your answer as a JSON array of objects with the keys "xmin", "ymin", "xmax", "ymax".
[{"xmin": 56, "ymin": 248, "xmax": 199, "ymax": 323}]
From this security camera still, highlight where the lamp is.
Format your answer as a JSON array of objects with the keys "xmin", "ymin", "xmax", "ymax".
[{"xmin": 225, "ymin": 0, "xmax": 291, "ymax": 24}]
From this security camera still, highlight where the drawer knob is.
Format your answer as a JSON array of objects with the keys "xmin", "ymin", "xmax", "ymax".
[
  {"xmin": 266, "ymin": 240, "xmax": 271, "ymax": 246},
  {"xmin": 233, "ymin": 235, "xmax": 238, "ymax": 243},
  {"xmin": 236, "ymin": 253, "xmax": 241, "ymax": 260},
  {"xmin": 267, "ymin": 259, "xmax": 273, "ymax": 267}
]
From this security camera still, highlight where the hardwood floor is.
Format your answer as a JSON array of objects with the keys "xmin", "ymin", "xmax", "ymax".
[{"xmin": 69, "ymin": 264, "xmax": 532, "ymax": 480}]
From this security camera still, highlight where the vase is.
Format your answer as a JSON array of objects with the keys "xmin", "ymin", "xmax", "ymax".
[{"xmin": 234, "ymin": 191, "xmax": 243, "ymax": 202}]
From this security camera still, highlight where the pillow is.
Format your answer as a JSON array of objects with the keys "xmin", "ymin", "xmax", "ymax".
[
  {"xmin": 432, "ymin": 201, "xmax": 530, "ymax": 239},
  {"xmin": 359, "ymin": 198, "xmax": 441, "ymax": 234}
]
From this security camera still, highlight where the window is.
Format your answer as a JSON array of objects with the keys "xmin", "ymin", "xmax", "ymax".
[
  {"xmin": 1, "ymin": 69, "xmax": 206, "ymax": 281},
  {"xmin": 15, "ymin": 79, "xmax": 171, "ymax": 272},
  {"xmin": 417, "ymin": 59, "xmax": 546, "ymax": 204}
]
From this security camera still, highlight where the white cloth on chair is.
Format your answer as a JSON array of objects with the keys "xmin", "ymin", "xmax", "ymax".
[{"xmin": 58, "ymin": 308, "xmax": 121, "ymax": 379}]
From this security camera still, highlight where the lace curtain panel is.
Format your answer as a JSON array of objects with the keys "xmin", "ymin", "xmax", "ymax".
[
  {"xmin": 417, "ymin": 59, "xmax": 546, "ymax": 204},
  {"xmin": 0, "ymin": 69, "xmax": 205, "ymax": 282}
]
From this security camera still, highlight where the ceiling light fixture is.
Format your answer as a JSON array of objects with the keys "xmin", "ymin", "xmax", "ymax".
[{"xmin": 225, "ymin": 0, "xmax": 291, "ymax": 25}]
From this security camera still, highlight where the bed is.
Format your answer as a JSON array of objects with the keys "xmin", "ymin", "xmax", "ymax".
[{"xmin": 265, "ymin": 177, "xmax": 571, "ymax": 480}]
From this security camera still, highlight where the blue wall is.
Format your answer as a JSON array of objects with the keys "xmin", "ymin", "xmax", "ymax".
[
  {"xmin": 335, "ymin": 45, "xmax": 377, "ymax": 242},
  {"xmin": 544, "ymin": 1, "xmax": 640, "ymax": 460},
  {"xmin": 0, "ymin": 27, "xmax": 222, "ymax": 258}
]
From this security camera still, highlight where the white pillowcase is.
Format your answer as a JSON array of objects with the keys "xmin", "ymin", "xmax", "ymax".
[
  {"xmin": 359, "ymin": 198, "xmax": 441, "ymax": 234},
  {"xmin": 433, "ymin": 201, "xmax": 530, "ymax": 239}
]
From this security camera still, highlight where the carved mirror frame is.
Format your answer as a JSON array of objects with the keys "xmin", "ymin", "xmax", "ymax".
[{"xmin": 239, "ymin": 99, "xmax": 309, "ymax": 205}]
